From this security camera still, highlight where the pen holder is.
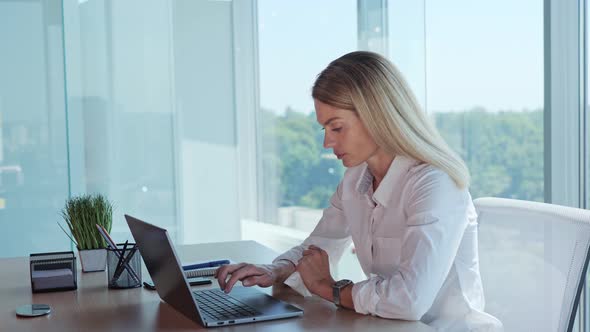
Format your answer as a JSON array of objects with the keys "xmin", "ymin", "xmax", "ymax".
[{"xmin": 106, "ymin": 243, "xmax": 141, "ymax": 289}]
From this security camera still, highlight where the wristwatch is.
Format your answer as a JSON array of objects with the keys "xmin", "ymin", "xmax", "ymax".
[{"xmin": 332, "ymin": 279, "xmax": 353, "ymax": 307}]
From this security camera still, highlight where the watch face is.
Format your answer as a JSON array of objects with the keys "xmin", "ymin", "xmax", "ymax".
[{"xmin": 335, "ymin": 279, "xmax": 352, "ymax": 288}]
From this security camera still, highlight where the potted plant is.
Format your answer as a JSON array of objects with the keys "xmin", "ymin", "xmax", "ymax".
[{"xmin": 59, "ymin": 194, "xmax": 113, "ymax": 272}]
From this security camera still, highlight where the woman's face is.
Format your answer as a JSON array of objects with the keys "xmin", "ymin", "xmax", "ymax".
[{"xmin": 315, "ymin": 99, "xmax": 379, "ymax": 168}]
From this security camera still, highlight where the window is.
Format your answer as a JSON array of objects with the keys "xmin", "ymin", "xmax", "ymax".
[
  {"xmin": 424, "ymin": 0, "xmax": 544, "ymax": 201},
  {"xmin": 1, "ymin": 7, "xmax": 587, "ymax": 330},
  {"xmin": 257, "ymin": 0, "xmax": 356, "ymax": 225},
  {"xmin": 415, "ymin": 2, "xmax": 544, "ymax": 330},
  {"xmin": 0, "ymin": 0, "xmax": 247, "ymax": 258},
  {"xmin": 254, "ymin": 0, "xmax": 360, "ymax": 279},
  {"xmin": 0, "ymin": 0, "xmax": 70, "ymax": 257},
  {"xmin": 62, "ymin": 0, "xmax": 242, "ymax": 245},
  {"xmin": 254, "ymin": 0, "xmax": 545, "ymax": 283}
]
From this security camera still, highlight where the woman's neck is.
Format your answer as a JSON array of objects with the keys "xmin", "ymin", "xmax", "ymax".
[{"xmin": 366, "ymin": 151, "xmax": 395, "ymax": 190}]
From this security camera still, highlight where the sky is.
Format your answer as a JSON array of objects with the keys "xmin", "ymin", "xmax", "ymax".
[{"xmin": 258, "ymin": 0, "xmax": 544, "ymax": 114}]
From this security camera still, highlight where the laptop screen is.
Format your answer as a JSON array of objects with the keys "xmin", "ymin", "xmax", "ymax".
[{"xmin": 125, "ymin": 214, "xmax": 204, "ymax": 324}]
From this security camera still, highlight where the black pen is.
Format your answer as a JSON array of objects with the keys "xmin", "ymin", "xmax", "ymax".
[
  {"xmin": 97, "ymin": 225, "xmax": 140, "ymax": 282},
  {"xmin": 143, "ymin": 281, "xmax": 156, "ymax": 290},
  {"xmin": 113, "ymin": 244, "xmax": 139, "ymax": 282},
  {"xmin": 111, "ymin": 241, "xmax": 129, "ymax": 282}
]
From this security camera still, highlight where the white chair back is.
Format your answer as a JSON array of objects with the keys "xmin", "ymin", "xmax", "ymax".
[{"xmin": 474, "ymin": 197, "xmax": 590, "ymax": 332}]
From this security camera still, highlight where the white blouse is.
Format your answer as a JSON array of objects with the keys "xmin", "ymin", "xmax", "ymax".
[{"xmin": 273, "ymin": 156, "xmax": 503, "ymax": 331}]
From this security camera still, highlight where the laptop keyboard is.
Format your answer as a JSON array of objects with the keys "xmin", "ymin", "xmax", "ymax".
[{"xmin": 193, "ymin": 289, "xmax": 261, "ymax": 321}]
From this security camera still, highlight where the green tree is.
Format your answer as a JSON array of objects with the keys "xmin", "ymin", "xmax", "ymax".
[{"xmin": 435, "ymin": 108, "xmax": 543, "ymax": 201}]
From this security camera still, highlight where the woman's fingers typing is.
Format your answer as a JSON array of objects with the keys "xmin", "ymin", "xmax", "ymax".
[
  {"xmin": 216, "ymin": 263, "xmax": 246, "ymax": 290},
  {"xmin": 242, "ymin": 275, "xmax": 271, "ymax": 287},
  {"xmin": 216, "ymin": 260, "xmax": 301, "ymax": 293},
  {"xmin": 217, "ymin": 264, "xmax": 269, "ymax": 293}
]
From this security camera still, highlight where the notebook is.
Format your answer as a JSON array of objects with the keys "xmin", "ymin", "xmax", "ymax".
[{"xmin": 185, "ymin": 267, "xmax": 219, "ymax": 278}]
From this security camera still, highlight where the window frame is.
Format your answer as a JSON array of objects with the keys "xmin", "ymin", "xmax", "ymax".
[
  {"xmin": 545, "ymin": 0, "xmax": 586, "ymax": 328},
  {"xmin": 232, "ymin": 0, "xmax": 260, "ymax": 223},
  {"xmin": 545, "ymin": 0, "xmax": 583, "ymax": 209}
]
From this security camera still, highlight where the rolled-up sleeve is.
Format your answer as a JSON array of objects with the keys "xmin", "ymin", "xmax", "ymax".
[{"xmin": 351, "ymin": 168, "xmax": 470, "ymax": 320}]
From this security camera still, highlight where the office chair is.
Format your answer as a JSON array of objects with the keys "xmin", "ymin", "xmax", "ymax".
[{"xmin": 474, "ymin": 197, "xmax": 590, "ymax": 332}]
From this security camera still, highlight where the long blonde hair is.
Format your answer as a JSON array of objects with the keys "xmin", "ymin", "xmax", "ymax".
[{"xmin": 312, "ymin": 51, "xmax": 470, "ymax": 189}]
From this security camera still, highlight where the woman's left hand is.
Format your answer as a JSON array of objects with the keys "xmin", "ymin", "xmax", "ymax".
[{"xmin": 297, "ymin": 245, "xmax": 335, "ymax": 294}]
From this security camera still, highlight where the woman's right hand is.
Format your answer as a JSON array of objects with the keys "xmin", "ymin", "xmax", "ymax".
[
  {"xmin": 216, "ymin": 263, "xmax": 276, "ymax": 293},
  {"xmin": 215, "ymin": 261, "xmax": 295, "ymax": 293}
]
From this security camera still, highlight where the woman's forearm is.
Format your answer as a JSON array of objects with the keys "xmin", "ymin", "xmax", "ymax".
[{"xmin": 270, "ymin": 259, "xmax": 296, "ymax": 284}]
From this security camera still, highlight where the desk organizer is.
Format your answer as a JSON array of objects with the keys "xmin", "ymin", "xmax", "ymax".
[
  {"xmin": 107, "ymin": 243, "xmax": 142, "ymax": 289},
  {"xmin": 30, "ymin": 251, "xmax": 77, "ymax": 293}
]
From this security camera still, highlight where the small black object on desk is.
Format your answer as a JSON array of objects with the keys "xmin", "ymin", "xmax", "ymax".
[
  {"xmin": 143, "ymin": 281, "xmax": 156, "ymax": 290},
  {"xmin": 142, "ymin": 277, "xmax": 212, "ymax": 291}
]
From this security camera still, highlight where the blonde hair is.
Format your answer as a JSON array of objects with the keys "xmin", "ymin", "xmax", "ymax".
[{"xmin": 312, "ymin": 51, "xmax": 470, "ymax": 189}]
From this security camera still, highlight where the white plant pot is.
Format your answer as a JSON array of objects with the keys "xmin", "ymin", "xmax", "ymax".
[{"xmin": 78, "ymin": 248, "xmax": 107, "ymax": 272}]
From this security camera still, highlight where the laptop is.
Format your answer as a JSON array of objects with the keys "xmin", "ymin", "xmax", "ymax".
[{"xmin": 125, "ymin": 214, "xmax": 303, "ymax": 327}]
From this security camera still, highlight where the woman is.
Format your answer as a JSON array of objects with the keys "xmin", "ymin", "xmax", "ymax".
[{"xmin": 216, "ymin": 51, "xmax": 502, "ymax": 331}]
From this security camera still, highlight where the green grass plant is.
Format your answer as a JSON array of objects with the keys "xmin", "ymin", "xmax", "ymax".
[{"xmin": 59, "ymin": 194, "xmax": 113, "ymax": 250}]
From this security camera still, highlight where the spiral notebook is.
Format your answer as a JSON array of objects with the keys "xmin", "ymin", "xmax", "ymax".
[{"xmin": 184, "ymin": 267, "xmax": 219, "ymax": 278}]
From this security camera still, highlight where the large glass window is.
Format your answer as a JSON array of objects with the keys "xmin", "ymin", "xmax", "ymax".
[
  {"xmin": 388, "ymin": 1, "xmax": 545, "ymax": 201},
  {"xmin": 255, "ymin": 1, "xmax": 544, "ymax": 282},
  {"xmin": 254, "ymin": 0, "xmax": 359, "ymax": 279},
  {"xmin": 1, "ymin": 0, "xmax": 587, "ymax": 328},
  {"xmin": 0, "ymin": 1, "xmax": 70, "ymax": 257},
  {"xmin": 0, "ymin": 0, "xmax": 245, "ymax": 258},
  {"xmin": 63, "ymin": 0, "xmax": 242, "ymax": 245},
  {"xmin": 424, "ymin": 0, "xmax": 544, "ymax": 201},
  {"xmin": 65, "ymin": 0, "xmax": 179, "ymax": 241},
  {"xmin": 257, "ymin": 0, "xmax": 356, "ymax": 225},
  {"xmin": 258, "ymin": 0, "xmax": 544, "ymax": 229},
  {"xmin": 420, "ymin": 2, "xmax": 544, "ymax": 331}
]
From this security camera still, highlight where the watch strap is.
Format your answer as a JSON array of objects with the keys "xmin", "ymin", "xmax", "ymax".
[
  {"xmin": 333, "ymin": 283, "xmax": 341, "ymax": 306},
  {"xmin": 332, "ymin": 279, "xmax": 352, "ymax": 307}
]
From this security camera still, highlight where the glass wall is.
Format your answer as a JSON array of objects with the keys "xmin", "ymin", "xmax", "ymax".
[
  {"xmin": 425, "ymin": 0, "xmax": 544, "ymax": 201},
  {"xmin": 254, "ymin": 0, "xmax": 359, "ymax": 279},
  {"xmin": 255, "ymin": 1, "xmax": 544, "ymax": 283},
  {"xmin": 422, "ymin": 1, "xmax": 544, "ymax": 330},
  {"xmin": 0, "ymin": 0, "xmax": 245, "ymax": 258},
  {"xmin": 257, "ymin": 0, "xmax": 356, "ymax": 227},
  {"xmin": 0, "ymin": 0, "xmax": 70, "ymax": 257},
  {"xmin": 63, "ymin": 0, "xmax": 179, "ymax": 242},
  {"xmin": 258, "ymin": 0, "xmax": 544, "ymax": 227},
  {"xmin": 1, "ymin": 0, "xmax": 586, "ymax": 328},
  {"xmin": 63, "ymin": 0, "xmax": 242, "ymax": 245}
]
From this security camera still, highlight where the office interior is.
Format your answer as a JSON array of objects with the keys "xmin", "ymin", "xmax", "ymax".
[{"xmin": 0, "ymin": 0, "xmax": 588, "ymax": 331}]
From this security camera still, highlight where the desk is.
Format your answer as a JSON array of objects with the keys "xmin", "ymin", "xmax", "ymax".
[{"xmin": 0, "ymin": 240, "xmax": 433, "ymax": 331}]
